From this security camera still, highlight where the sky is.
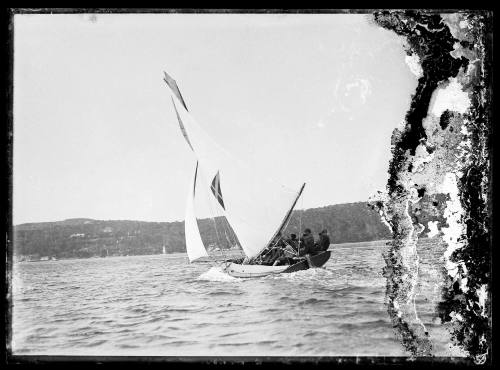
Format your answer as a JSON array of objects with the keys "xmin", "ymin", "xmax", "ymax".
[{"xmin": 13, "ymin": 13, "xmax": 417, "ymax": 225}]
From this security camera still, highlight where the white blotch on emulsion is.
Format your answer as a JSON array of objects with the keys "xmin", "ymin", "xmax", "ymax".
[
  {"xmin": 408, "ymin": 187, "xmax": 420, "ymax": 203},
  {"xmin": 450, "ymin": 311, "xmax": 464, "ymax": 322},
  {"xmin": 430, "ymin": 78, "xmax": 471, "ymax": 117},
  {"xmin": 460, "ymin": 276, "xmax": 469, "ymax": 293},
  {"xmin": 459, "ymin": 20, "xmax": 469, "ymax": 29},
  {"xmin": 477, "ymin": 284, "xmax": 488, "ymax": 317},
  {"xmin": 438, "ymin": 172, "xmax": 466, "ymax": 278},
  {"xmin": 412, "ymin": 143, "xmax": 435, "ymax": 172},
  {"xmin": 427, "ymin": 221, "xmax": 439, "ymax": 238},
  {"xmin": 405, "ymin": 53, "xmax": 423, "ymax": 78}
]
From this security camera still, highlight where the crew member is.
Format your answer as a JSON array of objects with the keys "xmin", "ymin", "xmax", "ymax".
[
  {"xmin": 286, "ymin": 233, "xmax": 299, "ymax": 254},
  {"xmin": 299, "ymin": 228, "xmax": 315, "ymax": 256},
  {"xmin": 315, "ymin": 229, "xmax": 330, "ymax": 252}
]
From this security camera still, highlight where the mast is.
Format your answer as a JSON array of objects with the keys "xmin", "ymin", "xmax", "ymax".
[{"xmin": 263, "ymin": 182, "xmax": 306, "ymax": 252}]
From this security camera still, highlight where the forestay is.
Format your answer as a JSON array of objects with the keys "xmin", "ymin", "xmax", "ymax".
[{"xmin": 164, "ymin": 72, "xmax": 300, "ymax": 259}]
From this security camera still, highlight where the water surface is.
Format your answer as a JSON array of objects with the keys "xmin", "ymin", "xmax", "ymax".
[{"xmin": 11, "ymin": 239, "xmax": 464, "ymax": 356}]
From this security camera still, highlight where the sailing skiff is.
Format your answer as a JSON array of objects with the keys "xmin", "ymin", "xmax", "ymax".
[
  {"xmin": 223, "ymin": 251, "xmax": 331, "ymax": 278},
  {"xmin": 163, "ymin": 71, "xmax": 331, "ymax": 278}
]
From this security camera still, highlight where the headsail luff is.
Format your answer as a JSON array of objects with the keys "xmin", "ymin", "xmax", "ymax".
[
  {"xmin": 184, "ymin": 161, "xmax": 209, "ymax": 262},
  {"xmin": 164, "ymin": 71, "xmax": 301, "ymax": 259}
]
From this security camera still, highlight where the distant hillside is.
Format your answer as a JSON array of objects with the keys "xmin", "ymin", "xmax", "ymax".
[{"xmin": 13, "ymin": 202, "xmax": 392, "ymax": 260}]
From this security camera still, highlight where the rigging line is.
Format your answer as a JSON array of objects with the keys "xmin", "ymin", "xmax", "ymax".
[
  {"xmin": 220, "ymin": 214, "xmax": 242, "ymax": 260},
  {"xmin": 223, "ymin": 217, "xmax": 237, "ymax": 248},
  {"xmin": 270, "ymin": 183, "xmax": 305, "ymax": 252},
  {"xmin": 281, "ymin": 208, "xmax": 295, "ymax": 235},
  {"xmin": 193, "ymin": 164, "xmax": 218, "ymax": 266},
  {"xmin": 253, "ymin": 183, "xmax": 306, "ymax": 262},
  {"xmin": 222, "ymin": 218, "xmax": 239, "ymax": 260},
  {"xmin": 206, "ymin": 188, "xmax": 222, "ymax": 258},
  {"xmin": 198, "ymin": 166, "xmax": 228, "ymax": 265},
  {"xmin": 298, "ymin": 192, "xmax": 304, "ymax": 257},
  {"xmin": 208, "ymin": 193, "xmax": 229, "ymax": 265},
  {"xmin": 280, "ymin": 210, "xmax": 299, "ymax": 258}
]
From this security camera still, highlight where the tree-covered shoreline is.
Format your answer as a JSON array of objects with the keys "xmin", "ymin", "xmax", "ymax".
[{"xmin": 13, "ymin": 202, "xmax": 393, "ymax": 261}]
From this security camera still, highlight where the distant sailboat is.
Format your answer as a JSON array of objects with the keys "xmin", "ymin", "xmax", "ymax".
[
  {"xmin": 163, "ymin": 71, "xmax": 330, "ymax": 277},
  {"xmin": 162, "ymin": 246, "xmax": 166, "ymax": 255}
]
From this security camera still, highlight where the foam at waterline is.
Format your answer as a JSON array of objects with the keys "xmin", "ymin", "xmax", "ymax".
[
  {"xmin": 197, "ymin": 266, "xmax": 240, "ymax": 282},
  {"xmin": 198, "ymin": 264, "xmax": 335, "ymax": 282},
  {"xmin": 268, "ymin": 266, "xmax": 333, "ymax": 281}
]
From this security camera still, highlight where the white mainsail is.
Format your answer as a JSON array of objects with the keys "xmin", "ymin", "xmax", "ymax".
[
  {"xmin": 165, "ymin": 72, "xmax": 300, "ymax": 259},
  {"xmin": 184, "ymin": 162, "xmax": 209, "ymax": 262}
]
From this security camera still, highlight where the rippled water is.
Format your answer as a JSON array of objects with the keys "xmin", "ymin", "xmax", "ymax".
[{"xmin": 11, "ymin": 239, "xmax": 464, "ymax": 356}]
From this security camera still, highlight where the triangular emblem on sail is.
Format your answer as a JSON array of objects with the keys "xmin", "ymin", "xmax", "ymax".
[{"xmin": 210, "ymin": 171, "xmax": 225, "ymax": 210}]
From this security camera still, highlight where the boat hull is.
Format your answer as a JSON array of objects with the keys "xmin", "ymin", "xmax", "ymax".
[
  {"xmin": 223, "ymin": 251, "xmax": 331, "ymax": 278},
  {"xmin": 282, "ymin": 251, "xmax": 331, "ymax": 273}
]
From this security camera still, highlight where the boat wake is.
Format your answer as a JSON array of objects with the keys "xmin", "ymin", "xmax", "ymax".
[
  {"xmin": 197, "ymin": 266, "xmax": 239, "ymax": 282},
  {"xmin": 286, "ymin": 267, "xmax": 331, "ymax": 277},
  {"xmin": 268, "ymin": 267, "xmax": 335, "ymax": 282}
]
